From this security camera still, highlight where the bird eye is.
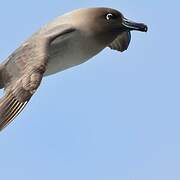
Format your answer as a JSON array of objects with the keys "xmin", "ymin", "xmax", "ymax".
[{"xmin": 106, "ymin": 13, "xmax": 116, "ymax": 20}]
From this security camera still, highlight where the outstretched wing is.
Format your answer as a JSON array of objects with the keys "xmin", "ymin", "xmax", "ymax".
[
  {"xmin": 0, "ymin": 38, "xmax": 48, "ymax": 131},
  {"xmin": 0, "ymin": 24, "xmax": 76, "ymax": 131},
  {"xmin": 109, "ymin": 31, "xmax": 131, "ymax": 52}
]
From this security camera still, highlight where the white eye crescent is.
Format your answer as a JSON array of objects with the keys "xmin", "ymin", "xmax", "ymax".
[{"xmin": 106, "ymin": 13, "xmax": 114, "ymax": 20}]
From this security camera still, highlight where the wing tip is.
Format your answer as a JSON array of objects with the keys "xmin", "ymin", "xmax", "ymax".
[{"xmin": 0, "ymin": 94, "xmax": 28, "ymax": 131}]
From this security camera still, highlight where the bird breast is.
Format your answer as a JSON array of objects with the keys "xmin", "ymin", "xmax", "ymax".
[{"xmin": 44, "ymin": 31, "xmax": 104, "ymax": 76}]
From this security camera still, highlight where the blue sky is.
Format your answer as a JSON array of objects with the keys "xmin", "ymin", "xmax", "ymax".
[{"xmin": 0, "ymin": 0, "xmax": 180, "ymax": 180}]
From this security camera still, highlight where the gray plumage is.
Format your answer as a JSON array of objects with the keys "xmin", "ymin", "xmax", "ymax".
[{"xmin": 0, "ymin": 7, "xmax": 147, "ymax": 131}]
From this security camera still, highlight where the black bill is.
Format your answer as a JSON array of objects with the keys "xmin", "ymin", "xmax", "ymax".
[{"xmin": 122, "ymin": 18, "xmax": 148, "ymax": 32}]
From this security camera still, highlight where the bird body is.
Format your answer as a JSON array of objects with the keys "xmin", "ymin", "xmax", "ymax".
[
  {"xmin": 0, "ymin": 7, "xmax": 147, "ymax": 131},
  {"xmin": 45, "ymin": 28, "xmax": 104, "ymax": 76}
]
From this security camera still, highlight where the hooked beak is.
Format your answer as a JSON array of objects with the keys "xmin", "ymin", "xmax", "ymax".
[{"xmin": 122, "ymin": 18, "xmax": 148, "ymax": 32}]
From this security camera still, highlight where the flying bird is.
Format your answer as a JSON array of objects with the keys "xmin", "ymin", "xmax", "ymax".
[{"xmin": 0, "ymin": 7, "xmax": 148, "ymax": 131}]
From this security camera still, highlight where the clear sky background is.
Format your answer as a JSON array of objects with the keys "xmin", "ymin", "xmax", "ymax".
[{"xmin": 0, "ymin": 0, "xmax": 179, "ymax": 180}]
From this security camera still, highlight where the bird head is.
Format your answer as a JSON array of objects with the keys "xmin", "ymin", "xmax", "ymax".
[{"xmin": 65, "ymin": 7, "xmax": 148, "ymax": 52}]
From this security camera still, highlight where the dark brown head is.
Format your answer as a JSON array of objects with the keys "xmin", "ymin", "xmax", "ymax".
[{"xmin": 61, "ymin": 7, "xmax": 148, "ymax": 51}]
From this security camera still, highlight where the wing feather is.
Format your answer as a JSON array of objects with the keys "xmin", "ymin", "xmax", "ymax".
[
  {"xmin": 0, "ymin": 41, "xmax": 46, "ymax": 131},
  {"xmin": 0, "ymin": 93, "xmax": 28, "ymax": 130},
  {"xmin": 0, "ymin": 24, "xmax": 75, "ymax": 131}
]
